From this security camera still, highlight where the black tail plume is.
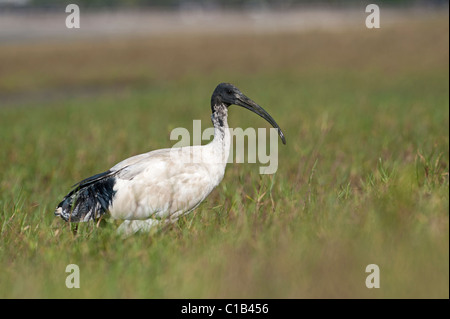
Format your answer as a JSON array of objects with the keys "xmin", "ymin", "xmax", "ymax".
[{"xmin": 55, "ymin": 170, "xmax": 116, "ymax": 222}]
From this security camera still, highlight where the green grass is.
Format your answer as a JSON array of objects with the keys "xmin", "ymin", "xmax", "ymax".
[{"xmin": 0, "ymin": 14, "xmax": 448, "ymax": 298}]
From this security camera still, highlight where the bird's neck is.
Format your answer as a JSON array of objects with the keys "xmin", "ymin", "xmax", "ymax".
[
  {"xmin": 211, "ymin": 103, "xmax": 229, "ymax": 129},
  {"xmin": 210, "ymin": 104, "xmax": 230, "ymax": 163}
]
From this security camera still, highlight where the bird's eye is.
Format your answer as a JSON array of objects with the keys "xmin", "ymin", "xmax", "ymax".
[{"xmin": 227, "ymin": 89, "xmax": 233, "ymax": 95}]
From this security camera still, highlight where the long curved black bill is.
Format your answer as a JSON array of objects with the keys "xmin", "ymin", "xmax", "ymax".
[{"xmin": 236, "ymin": 95, "xmax": 286, "ymax": 145}]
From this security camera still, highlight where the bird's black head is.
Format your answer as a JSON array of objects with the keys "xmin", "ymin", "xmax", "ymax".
[
  {"xmin": 211, "ymin": 82, "xmax": 243, "ymax": 109},
  {"xmin": 210, "ymin": 82, "xmax": 286, "ymax": 145}
]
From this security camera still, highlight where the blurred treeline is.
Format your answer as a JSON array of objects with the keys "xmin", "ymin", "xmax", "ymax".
[{"xmin": 3, "ymin": 0, "xmax": 448, "ymax": 10}]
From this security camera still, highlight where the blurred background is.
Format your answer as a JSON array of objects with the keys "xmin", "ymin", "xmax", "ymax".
[
  {"xmin": 0, "ymin": 0, "xmax": 448, "ymax": 103},
  {"xmin": 0, "ymin": 0, "xmax": 448, "ymax": 43},
  {"xmin": 0, "ymin": 1, "xmax": 448, "ymax": 298}
]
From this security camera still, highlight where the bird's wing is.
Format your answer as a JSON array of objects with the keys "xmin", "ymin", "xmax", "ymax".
[
  {"xmin": 107, "ymin": 149, "xmax": 172, "ymax": 179},
  {"xmin": 70, "ymin": 170, "xmax": 116, "ymax": 188},
  {"xmin": 110, "ymin": 149, "xmax": 169, "ymax": 172},
  {"xmin": 110, "ymin": 153, "xmax": 150, "ymax": 172},
  {"xmin": 108, "ymin": 147, "xmax": 223, "ymax": 221},
  {"xmin": 55, "ymin": 169, "xmax": 117, "ymax": 222},
  {"xmin": 55, "ymin": 149, "xmax": 169, "ymax": 222}
]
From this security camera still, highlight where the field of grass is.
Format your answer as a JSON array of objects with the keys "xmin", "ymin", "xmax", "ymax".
[{"xmin": 0, "ymin": 12, "xmax": 448, "ymax": 299}]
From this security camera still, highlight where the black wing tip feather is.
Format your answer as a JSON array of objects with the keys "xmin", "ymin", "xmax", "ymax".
[
  {"xmin": 55, "ymin": 171, "xmax": 117, "ymax": 223},
  {"xmin": 71, "ymin": 170, "xmax": 114, "ymax": 188}
]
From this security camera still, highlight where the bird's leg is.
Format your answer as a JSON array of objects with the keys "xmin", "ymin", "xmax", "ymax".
[
  {"xmin": 95, "ymin": 216, "xmax": 104, "ymax": 228},
  {"xmin": 116, "ymin": 215, "xmax": 183, "ymax": 237},
  {"xmin": 71, "ymin": 223, "xmax": 78, "ymax": 236},
  {"xmin": 160, "ymin": 216, "xmax": 180, "ymax": 231},
  {"xmin": 116, "ymin": 219, "xmax": 161, "ymax": 237}
]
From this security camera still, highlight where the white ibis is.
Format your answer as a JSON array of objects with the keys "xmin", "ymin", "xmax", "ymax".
[{"xmin": 55, "ymin": 83, "xmax": 286, "ymax": 235}]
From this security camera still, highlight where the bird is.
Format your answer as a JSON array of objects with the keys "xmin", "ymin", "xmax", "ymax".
[{"xmin": 54, "ymin": 83, "xmax": 286, "ymax": 235}]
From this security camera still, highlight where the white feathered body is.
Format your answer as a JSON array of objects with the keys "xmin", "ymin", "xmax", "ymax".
[{"xmin": 109, "ymin": 125, "xmax": 230, "ymax": 221}]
